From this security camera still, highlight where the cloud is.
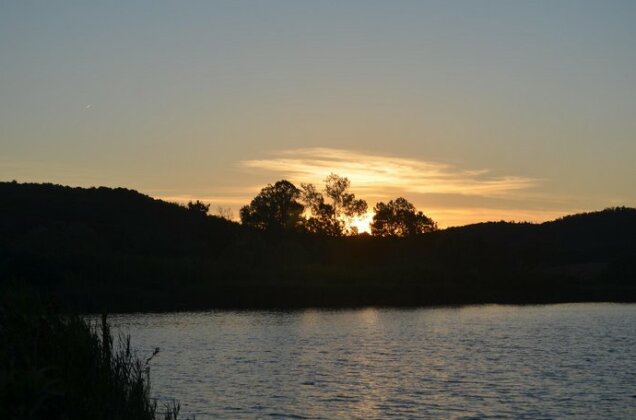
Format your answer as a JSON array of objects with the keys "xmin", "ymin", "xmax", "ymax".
[
  {"xmin": 241, "ymin": 147, "xmax": 537, "ymax": 198},
  {"xmin": 152, "ymin": 148, "xmax": 570, "ymax": 228}
]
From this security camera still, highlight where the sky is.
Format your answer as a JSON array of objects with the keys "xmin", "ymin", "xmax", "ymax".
[{"xmin": 1, "ymin": 1, "xmax": 635, "ymax": 228}]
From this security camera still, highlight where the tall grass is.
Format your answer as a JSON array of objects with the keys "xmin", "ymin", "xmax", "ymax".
[{"xmin": 0, "ymin": 288, "xmax": 186, "ymax": 419}]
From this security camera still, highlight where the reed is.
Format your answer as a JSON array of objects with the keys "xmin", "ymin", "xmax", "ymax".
[{"xmin": 0, "ymin": 288, "xmax": 187, "ymax": 419}]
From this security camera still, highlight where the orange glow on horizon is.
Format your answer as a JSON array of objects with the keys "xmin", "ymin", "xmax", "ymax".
[{"xmin": 157, "ymin": 193, "xmax": 578, "ymax": 230}]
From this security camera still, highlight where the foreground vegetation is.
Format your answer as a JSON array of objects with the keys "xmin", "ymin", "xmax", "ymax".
[
  {"xmin": 0, "ymin": 288, "xmax": 182, "ymax": 419},
  {"xmin": 1, "ymin": 181, "xmax": 635, "ymax": 312}
]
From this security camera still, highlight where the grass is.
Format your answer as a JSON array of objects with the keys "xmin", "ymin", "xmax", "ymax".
[{"xmin": 0, "ymin": 287, "xmax": 189, "ymax": 419}]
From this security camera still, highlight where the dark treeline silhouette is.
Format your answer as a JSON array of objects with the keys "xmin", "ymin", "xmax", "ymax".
[
  {"xmin": 240, "ymin": 173, "xmax": 434, "ymax": 237},
  {"xmin": 1, "ymin": 180, "xmax": 635, "ymax": 312}
]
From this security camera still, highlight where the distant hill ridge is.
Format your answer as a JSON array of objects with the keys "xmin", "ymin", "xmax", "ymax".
[
  {"xmin": 1, "ymin": 181, "xmax": 635, "ymax": 311},
  {"xmin": 4, "ymin": 180, "xmax": 634, "ymax": 230}
]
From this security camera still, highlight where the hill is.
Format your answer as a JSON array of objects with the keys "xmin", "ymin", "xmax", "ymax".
[{"xmin": 1, "ymin": 181, "xmax": 635, "ymax": 311}]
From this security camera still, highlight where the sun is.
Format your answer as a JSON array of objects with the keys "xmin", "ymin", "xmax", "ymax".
[{"xmin": 348, "ymin": 211, "xmax": 374, "ymax": 234}]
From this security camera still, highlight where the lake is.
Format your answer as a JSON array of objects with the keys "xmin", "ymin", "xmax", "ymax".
[{"xmin": 110, "ymin": 304, "xmax": 636, "ymax": 418}]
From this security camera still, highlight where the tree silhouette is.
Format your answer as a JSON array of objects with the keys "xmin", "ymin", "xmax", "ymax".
[
  {"xmin": 371, "ymin": 197, "xmax": 437, "ymax": 237},
  {"xmin": 301, "ymin": 174, "xmax": 367, "ymax": 236},
  {"xmin": 240, "ymin": 180, "xmax": 304, "ymax": 232},
  {"xmin": 299, "ymin": 186, "xmax": 340, "ymax": 237},
  {"xmin": 187, "ymin": 200, "xmax": 210, "ymax": 215},
  {"xmin": 324, "ymin": 173, "xmax": 368, "ymax": 218}
]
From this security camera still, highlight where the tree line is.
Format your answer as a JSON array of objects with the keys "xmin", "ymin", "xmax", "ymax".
[
  {"xmin": 1, "ymin": 181, "xmax": 635, "ymax": 312},
  {"xmin": 237, "ymin": 173, "xmax": 437, "ymax": 237}
]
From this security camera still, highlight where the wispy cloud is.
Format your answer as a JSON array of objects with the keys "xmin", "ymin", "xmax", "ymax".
[
  {"xmin": 241, "ymin": 148, "xmax": 537, "ymax": 198},
  {"xmin": 156, "ymin": 149, "xmax": 570, "ymax": 228}
]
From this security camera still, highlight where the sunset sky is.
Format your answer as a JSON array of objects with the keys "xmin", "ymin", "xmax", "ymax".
[{"xmin": 1, "ymin": 1, "xmax": 635, "ymax": 227}]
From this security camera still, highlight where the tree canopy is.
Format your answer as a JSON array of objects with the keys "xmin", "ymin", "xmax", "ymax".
[
  {"xmin": 239, "ymin": 180, "xmax": 304, "ymax": 232},
  {"xmin": 324, "ymin": 173, "xmax": 368, "ymax": 218},
  {"xmin": 300, "ymin": 183, "xmax": 342, "ymax": 236},
  {"xmin": 371, "ymin": 197, "xmax": 437, "ymax": 237},
  {"xmin": 301, "ymin": 173, "xmax": 367, "ymax": 236},
  {"xmin": 239, "ymin": 178, "xmax": 438, "ymax": 237}
]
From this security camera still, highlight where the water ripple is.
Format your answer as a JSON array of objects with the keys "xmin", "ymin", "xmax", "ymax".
[{"xmin": 110, "ymin": 304, "xmax": 636, "ymax": 419}]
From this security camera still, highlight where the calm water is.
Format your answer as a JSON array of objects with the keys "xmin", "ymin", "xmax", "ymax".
[{"xmin": 110, "ymin": 304, "xmax": 636, "ymax": 419}]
